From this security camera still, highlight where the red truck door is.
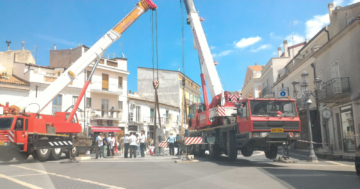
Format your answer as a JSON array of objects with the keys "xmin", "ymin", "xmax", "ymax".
[{"xmin": 14, "ymin": 118, "xmax": 26, "ymax": 144}]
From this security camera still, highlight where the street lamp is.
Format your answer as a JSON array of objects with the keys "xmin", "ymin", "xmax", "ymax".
[{"xmin": 292, "ymin": 71, "xmax": 322, "ymax": 162}]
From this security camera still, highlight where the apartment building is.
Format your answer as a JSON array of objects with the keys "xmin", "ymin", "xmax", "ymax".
[
  {"xmin": 137, "ymin": 67, "xmax": 201, "ymax": 123},
  {"xmin": 128, "ymin": 93, "xmax": 180, "ymax": 140},
  {"xmin": 241, "ymin": 63, "xmax": 264, "ymax": 98}
]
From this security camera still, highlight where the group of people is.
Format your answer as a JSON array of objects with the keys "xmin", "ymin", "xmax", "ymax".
[
  {"xmin": 167, "ymin": 133, "xmax": 182, "ymax": 155},
  {"xmin": 95, "ymin": 133, "xmax": 117, "ymax": 159},
  {"xmin": 123, "ymin": 131, "xmax": 146, "ymax": 158}
]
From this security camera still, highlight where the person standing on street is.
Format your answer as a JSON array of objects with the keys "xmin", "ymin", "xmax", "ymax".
[
  {"xmin": 167, "ymin": 133, "xmax": 175, "ymax": 155},
  {"xmin": 103, "ymin": 134, "xmax": 108, "ymax": 158},
  {"xmin": 107, "ymin": 134, "xmax": 112, "ymax": 157},
  {"xmin": 96, "ymin": 133, "xmax": 104, "ymax": 159},
  {"xmin": 176, "ymin": 134, "xmax": 181, "ymax": 155},
  {"xmin": 124, "ymin": 133, "xmax": 129, "ymax": 158},
  {"xmin": 110, "ymin": 134, "xmax": 115, "ymax": 158},
  {"xmin": 140, "ymin": 131, "xmax": 146, "ymax": 157},
  {"xmin": 136, "ymin": 134, "xmax": 140, "ymax": 156},
  {"xmin": 128, "ymin": 132, "xmax": 137, "ymax": 158}
]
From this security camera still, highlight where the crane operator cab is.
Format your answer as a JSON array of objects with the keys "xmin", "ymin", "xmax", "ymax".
[{"xmin": 188, "ymin": 103, "xmax": 205, "ymax": 127}]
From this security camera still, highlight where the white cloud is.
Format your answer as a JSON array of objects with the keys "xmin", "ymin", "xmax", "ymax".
[
  {"xmin": 269, "ymin": 32, "xmax": 282, "ymax": 40},
  {"xmin": 349, "ymin": 0, "xmax": 360, "ymax": 4},
  {"xmin": 210, "ymin": 46, "xmax": 215, "ymax": 50},
  {"xmin": 333, "ymin": 0, "xmax": 344, "ymax": 6},
  {"xmin": 34, "ymin": 34, "xmax": 78, "ymax": 47},
  {"xmin": 234, "ymin": 36, "xmax": 261, "ymax": 48},
  {"xmin": 251, "ymin": 44, "xmax": 272, "ymax": 52},
  {"xmin": 212, "ymin": 50, "xmax": 233, "ymax": 58},
  {"xmin": 285, "ymin": 33, "xmax": 305, "ymax": 45},
  {"xmin": 305, "ymin": 14, "xmax": 329, "ymax": 39}
]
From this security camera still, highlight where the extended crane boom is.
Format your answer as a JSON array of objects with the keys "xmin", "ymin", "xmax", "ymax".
[
  {"xmin": 183, "ymin": 0, "xmax": 223, "ymax": 99},
  {"xmin": 26, "ymin": 0, "xmax": 157, "ymax": 113}
]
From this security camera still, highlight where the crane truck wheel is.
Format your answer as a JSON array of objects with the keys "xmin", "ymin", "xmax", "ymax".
[
  {"xmin": 240, "ymin": 148, "xmax": 253, "ymax": 157},
  {"xmin": 65, "ymin": 146, "xmax": 77, "ymax": 159},
  {"xmin": 49, "ymin": 148, "xmax": 62, "ymax": 160},
  {"xmin": 208, "ymin": 144, "xmax": 221, "ymax": 160},
  {"xmin": 14, "ymin": 152, "xmax": 30, "ymax": 161},
  {"xmin": 265, "ymin": 145, "xmax": 278, "ymax": 160},
  {"xmin": 0, "ymin": 153, "xmax": 14, "ymax": 162},
  {"xmin": 227, "ymin": 131, "xmax": 237, "ymax": 161},
  {"xmin": 35, "ymin": 149, "xmax": 51, "ymax": 162}
]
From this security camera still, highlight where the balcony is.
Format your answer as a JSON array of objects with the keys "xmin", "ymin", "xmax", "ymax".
[
  {"xmin": 318, "ymin": 77, "xmax": 351, "ymax": 103},
  {"xmin": 91, "ymin": 110, "xmax": 122, "ymax": 121},
  {"xmin": 259, "ymin": 86, "xmax": 274, "ymax": 98},
  {"xmin": 90, "ymin": 82, "xmax": 122, "ymax": 95},
  {"xmin": 129, "ymin": 116, "xmax": 177, "ymax": 126}
]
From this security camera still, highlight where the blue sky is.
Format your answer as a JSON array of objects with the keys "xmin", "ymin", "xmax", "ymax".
[{"xmin": 1, "ymin": 0, "xmax": 358, "ymax": 94}]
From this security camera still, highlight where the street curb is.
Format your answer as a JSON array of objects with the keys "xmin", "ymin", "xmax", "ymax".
[{"xmin": 174, "ymin": 160, "xmax": 199, "ymax": 163}]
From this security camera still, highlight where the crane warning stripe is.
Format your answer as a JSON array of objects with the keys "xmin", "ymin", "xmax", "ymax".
[
  {"xmin": 158, "ymin": 142, "xmax": 168, "ymax": 148},
  {"xmin": 184, "ymin": 137, "xmax": 202, "ymax": 145}
]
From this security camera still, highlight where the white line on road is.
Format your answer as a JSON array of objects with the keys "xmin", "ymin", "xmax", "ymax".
[
  {"xmin": 326, "ymin": 161, "xmax": 354, "ymax": 167},
  {"xmin": 11, "ymin": 165, "xmax": 125, "ymax": 189},
  {"xmin": 11, "ymin": 173, "xmax": 47, "ymax": 178},
  {"xmin": 0, "ymin": 173, "xmax": 42, "ymax": 189}
]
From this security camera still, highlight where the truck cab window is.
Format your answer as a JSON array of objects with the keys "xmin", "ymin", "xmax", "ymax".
[{"xmin": 15, "ymin": 118, "xmax": 24, "ymax": 131}]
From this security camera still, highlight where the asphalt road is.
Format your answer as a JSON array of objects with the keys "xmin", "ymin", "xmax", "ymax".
[{"xmin": 0, "ymin": 150, "xmax": 359, "ymax": 189}]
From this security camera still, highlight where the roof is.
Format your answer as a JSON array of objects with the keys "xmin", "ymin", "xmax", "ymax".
[
  {"xmin": 0, "ymin": 75, "xmax": 29, "ymax": 86},
  {"xmin": 128, "ymin": 94, "xmax": 180, "ymax": 109},
  {"xmin": 248, "ymin": 65, "xmax": 263, "ymax": 71},
  {"xmin": 137, "ymin": 67, "xmax": 200, "ymax": 87},
  {"xmin": 280, "ymin": 42, "xmax": 306, "ymax": 57}
]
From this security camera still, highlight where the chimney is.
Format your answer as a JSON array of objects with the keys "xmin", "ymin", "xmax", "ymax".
[
  {"xmin": 255, "ymin": 62, "xmax": 257, "ymax": 66},
  {"xmin": 6, "ymin": 41, "xmax": 11, "ymax": 51},
  {"xmin": 305, "ymin": 38, "xmax": 309, "ymax": 43},
  {"xmin": 328, "ymin": 3, "xmax": 334, "ymax": 20},
  {"xmin": 129, "ymin": 90, "xmax": 132, "ymax": 94},
  {"xmin": 283, "ymin": 40, "xmax": 288, "ymax": 57},
  {"xmin": 54, "ymin": 44, "xmax": 56, "ymax": 50},
  {"xmin": 21, "ymin": 41, "xmax": 25, "ymax": 50},
  {"xmin": 178, "ymin": 67, "xmax": 180, "ymax": 71},
  {"xmin": 278, "ymin": 47, "xmax": 282, "ymax": 57}
]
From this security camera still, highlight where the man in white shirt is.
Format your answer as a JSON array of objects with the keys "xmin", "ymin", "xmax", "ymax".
[
  {"xmin": 140, "ymin": 131, "xmax": 146, "ymax": 157},
  {"xmin": 124, "ymin": 133, "xmax": 129, "ymax": 158},
  {"xmin": 96, "ymin": 133, "xmax": 103, "ymax": 159},
  {"xmin": 110, "ymin": 135, "xmax": 115, "ymax": 158},
  {"xmin": 128, "ymin": 132, "xmax": 138, "ymax": 158}
]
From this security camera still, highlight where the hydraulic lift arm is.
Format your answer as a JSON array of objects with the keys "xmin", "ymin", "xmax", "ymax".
[
  {"xmin": 183, "ymin": 0, "xmax": 223, "ymax": 102},
  {"xmin": 27, "ymin": 0, "xmax": 157, "ymax": 113}
]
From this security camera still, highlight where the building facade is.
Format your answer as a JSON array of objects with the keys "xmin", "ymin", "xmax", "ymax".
[{"xmin": 242, "ymin": 63, "xmax": 264, "ymax": 98}]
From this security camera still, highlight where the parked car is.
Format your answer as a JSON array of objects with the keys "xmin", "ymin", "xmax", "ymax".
[{"xmin": 355, "ymin": 145, "xmax": 360, "ymax": 176}]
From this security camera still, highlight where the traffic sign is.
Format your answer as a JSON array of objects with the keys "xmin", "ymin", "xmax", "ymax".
[{"xmin": 278, "ymin": 88, "xmax": 288, "ymax": 98}]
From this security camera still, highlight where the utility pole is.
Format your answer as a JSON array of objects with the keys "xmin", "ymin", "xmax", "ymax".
[{"xmin": 291, "ymin": 20, "xmax": 295, "ymax": 65}]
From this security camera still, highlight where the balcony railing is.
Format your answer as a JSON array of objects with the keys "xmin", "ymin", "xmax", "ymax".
[
  {"xmin": 91, "ymin": 110, "xmax": 122, "ymax": 120},
  {"xmin": 318, "ymin": 77, "xmax": 351, "ymax": 103},
  {"xmin": 259, "ymin": 86, "xmax": 274, "ymax": 98}
]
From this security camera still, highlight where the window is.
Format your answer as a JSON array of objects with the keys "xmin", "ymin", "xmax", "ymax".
[
  {"xmin": 52, "ymin": 95, "xmax": 62, "ymax": 113},
  {"xmin": 86, "ymin": 97, "xmax": 91, "ymax": 108},
  {"xmin": 102, "ymin": 74, "xmax": 109, "ymax": 90},
  {"xmin": 72, "ymin": 96, "xmax": 78, "ymax": 105},
  {"xmin": 118, "ymin": 77, "xmax": 123, "ymax": 88},
  {"xmin": 128, "ymin": 125, "xmax": 138, "ymax": 131},
  {"xmin": 101, "ymin": 99, "xmax": 109, "ymax": 110},
  {"xmin": 86, "ymin": 70, "xmax": 91, "ymax": 82},
  {"xmin": 136, "ymin": 106, "xmax": 141, "ymax": 122},
  {"xmin": 118, "ymin": 101, "xmax": 123, "ymax": 110},
  {"xmin": 250, "ymin": 100, "xmax": 297, "ymax": 117},
  {"xmin": 25, "ymin": 119, "xmax": 28, "ymax": 131},
  {"xmin": 166, "ymin": 110, "xmax": 169, "ymax": 118},
  {"xmin": 65, "ymin": 114, "xmax": 78, "ymax": 123},
  {"xmin": 0, "ymin": 118, "xmax": 14, "ymax": 130},
  {"xmin": 237, "ymin": 102, "xmax": 248, "ymax": 118},
  {"xmin": 15, "ymin": 118, "xmax": 24, "ymax": 131}
]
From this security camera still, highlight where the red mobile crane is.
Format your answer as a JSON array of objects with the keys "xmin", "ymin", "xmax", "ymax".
[
  {"xmin": 0, "ymin": 0, "xmax": 157, "ymax": 162},
  {"xmin": 183, "ymin": 0, "xmax": 301, "ymax": 160}
]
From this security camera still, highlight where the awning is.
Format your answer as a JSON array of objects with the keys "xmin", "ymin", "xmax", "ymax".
[{"xmin": 89, "ymin": 126, "xmax": 121, "ymax": 133}]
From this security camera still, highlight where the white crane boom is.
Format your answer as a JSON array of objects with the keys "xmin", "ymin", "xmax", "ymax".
[
  {"xmin": 23, "ymin": 0, "xmax": 157, "ymax": 113},
  {"xmin": 183, "ymin": 0, "xmax": 223, "ymax": 99}
]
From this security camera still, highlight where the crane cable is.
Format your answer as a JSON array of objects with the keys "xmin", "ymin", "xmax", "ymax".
[{"xmin": 151, "ymin": 10, "xmax": 162, "ymax": 147}]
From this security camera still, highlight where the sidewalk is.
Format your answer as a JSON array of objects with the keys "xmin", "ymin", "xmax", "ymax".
[{"xmin": 290, "ymin": 148, "xmax": 355, "ymax": 161}]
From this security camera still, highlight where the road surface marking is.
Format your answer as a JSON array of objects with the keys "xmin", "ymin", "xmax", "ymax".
[
  {"xmin": 0, "ymin": 173, "xmax": 42, "ymax": 189},
  {"xmin": 11, "ymin": 165, "xmax": 125, "ymax": 189},
  {"xmin": 11, "ymin": 173, "xmax": 47, "ymax": 178},
  {"xmin": 326, "ymin": 161, "xmax": 353, "ymax": 167}
]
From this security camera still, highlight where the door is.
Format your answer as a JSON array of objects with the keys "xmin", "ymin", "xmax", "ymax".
[
  {"xmin": 340, "ymin": 105, "xmax": 355, "ymax": 153},
  {"xmin": 331, "ymin": 62, "xmax": 341, "ymax": 93},
  {"xmin": 236, "ymin": 101, "xmax": 251, "ymax": 132},
  {"xmin": 101, "ymin": 99, "xmax": 109, "ymax": 117},
  {"xmin": 14, "ymin": 118, "xmax": 26, "ymax": 144},
  {"xmin": 102, "ymin": 74, "xmax": 109, "ymax": 90}
]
